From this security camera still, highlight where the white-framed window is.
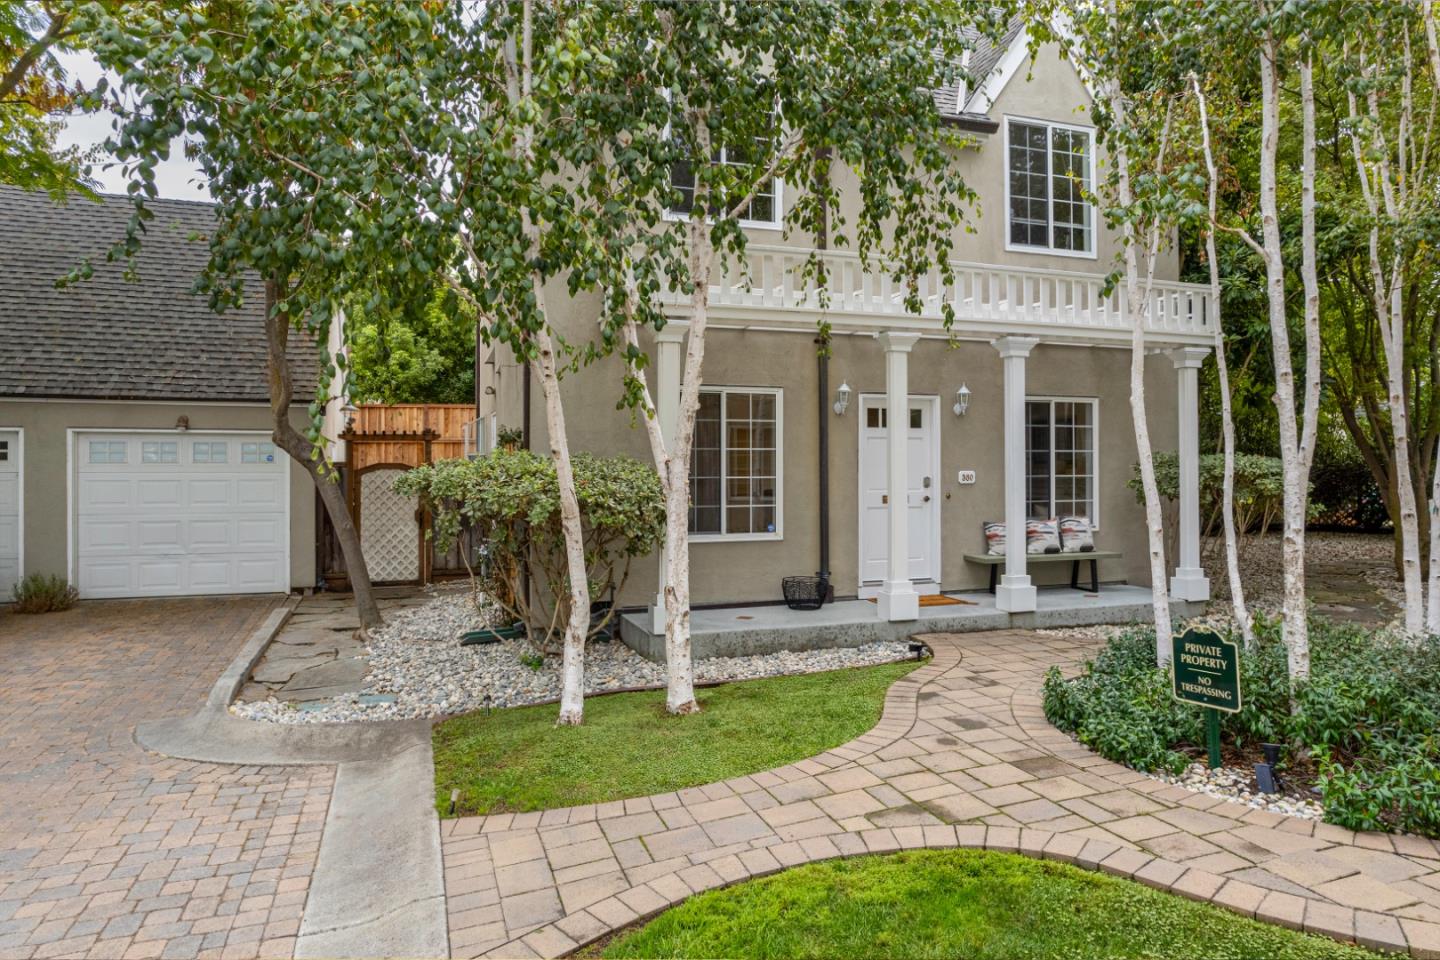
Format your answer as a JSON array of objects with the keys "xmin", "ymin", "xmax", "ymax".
[
  {"xmin": 193, "ymin": 441, "xmax": 228, "ymax": 464},
  {"xmin": 241, "ymin": 441, "xmax": 277, "ymax": 464},
  {"xmin": 689, "ymin": 387, "xmax": 782, "ymax": 539},
  {"xmin": 88, "ymin": 440, "xmax": 126, "ymax": 464},
  {"xmin": 669, "ymin": 146, "xmax": 782, "ymax": 229},
  {"xmin": 142, "ymin": 441, "xmax": 178, "ymax": 464},
  {"xmin": 1026, "ymin": 398, "xmax": 1098, "ymax": 523},
  {"xmin": 0, "ymin": 440, "xmax": 7, "ymax": 463},
  {"xmin": 1005, "ymin": 117, "xmax": 1095, "ymax": 257}
]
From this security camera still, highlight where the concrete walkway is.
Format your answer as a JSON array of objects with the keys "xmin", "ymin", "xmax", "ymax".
[{"xmin": 441, "ymin": 630, "xmax": 1440, "ymax": 959}]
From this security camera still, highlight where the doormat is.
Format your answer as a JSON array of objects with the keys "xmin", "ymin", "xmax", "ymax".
[{"xmin": 866, "ymin": 594, "xmax": 976, "ymax": 607}]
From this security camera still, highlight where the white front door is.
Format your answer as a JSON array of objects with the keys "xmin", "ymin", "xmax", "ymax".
[
  {"xmin": 0, "ymin": 431, "xmax": 18, "ymax": 597},
  {"xmin": 75, "ymin": 432, "xmax": 289, "ymax": 598},
  {"xmin": 860, "ymin": 396, "xmax": 938, "ymax": 585}
]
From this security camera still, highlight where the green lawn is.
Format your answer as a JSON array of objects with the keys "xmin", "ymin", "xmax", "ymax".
[
  {"xmin": 432, "ymin": 660, "xmax": 920, "ymax": 817},
  {"xmin": 591, "ymin": 850, "xmax": 1374, "ymax": 960}
]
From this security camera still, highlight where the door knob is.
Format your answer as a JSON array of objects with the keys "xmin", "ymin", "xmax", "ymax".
[{"xmin": 923, "ymin": 495, "xmax": 931, "ymax": 502}]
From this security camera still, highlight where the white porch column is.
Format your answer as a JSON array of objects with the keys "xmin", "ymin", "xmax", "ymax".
[
  {"xmin": 650, "ymin": 321, "xmax": 690, "ymax": 634},
  {"xmin": 993, "ymin": 336, "xmax": 1039, "ymax": 613},
  {"xmin": 1170, "ymin": 347, "xmax": 1212, "ymax": 601},
  {"xmin": 876, "ymin": 331, "xmax": 922, "ymax": 621}
]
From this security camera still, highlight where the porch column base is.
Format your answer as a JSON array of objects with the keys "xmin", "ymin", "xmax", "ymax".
[
  {"xmin": 877, "ymin": 581, "xmax": 919, "ymax": 622},
  {"xmin": 1169, "ymin": 568, "xmax": 1211, "ymax": 602},
  {"xmin": 995, "ymin": 575, "xmax": 1037, "ymax": 613}
]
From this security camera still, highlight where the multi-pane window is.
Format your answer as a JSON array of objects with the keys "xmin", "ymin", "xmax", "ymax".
[
  {"xmin": 670, "ymin": 144, "xmax": 780, "ymax": 227},
  {"xmin": 241, "ymin": 441, "xmax": 276, "ymax": 464},
  {"xmin": 88, "ymin": 440, "xmax": 126, "ymax": 464},
  {"xmin": 1007, "ymin": 119, "xmax": 1094, "ymax": 255},
  {"xmin": 1026, "ymin": 399, "xmax": 1097, "ymax": 522},
  {"xmin": 0, "ymin": 440, "xmax": 7, "ymax": 462},
  {"xmin": 689, "ymin": 388, "xmax": 781, "ymax": 537},
  {"xmin": 192, "ymin": 441, "xmax": 228, "ymax": 464},
  {"xmin": 142, "ymin": 441, "xmax": 178, "ymax": 464}
]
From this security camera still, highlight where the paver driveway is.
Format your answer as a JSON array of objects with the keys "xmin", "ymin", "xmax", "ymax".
[
  {"xmin": 0, "ymin": 598, "xmax": 333, "ymax": 960},
  {"xmin": 442, "ymin": 629, "xmax": 1440, "ymax": 959}
]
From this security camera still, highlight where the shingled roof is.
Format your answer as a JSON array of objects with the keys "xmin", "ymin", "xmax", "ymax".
[{"xmin": 0, "ymin": 184, "xmax": 314, "ymax": 403}]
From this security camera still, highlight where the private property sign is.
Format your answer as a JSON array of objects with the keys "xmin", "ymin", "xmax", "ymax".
[{"xmin": 1171, "ymin": 628, "xmax": 1242, "ymax": 714}]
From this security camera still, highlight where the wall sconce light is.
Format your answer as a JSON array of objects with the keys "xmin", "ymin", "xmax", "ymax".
[
  {"xmin": 833, "ymin": 381, "xmax": 852, "ymax": 416},
  {"xmin": 175, "ymin": 415, "xmax": 190, "ymax": 432},
  {"xmin": 952, "ymin": 383, "xmax": 971, "ymax": 417},
  {"xmin": 341, "ymin": 400, "xmax": 358, "ymax": 432}
]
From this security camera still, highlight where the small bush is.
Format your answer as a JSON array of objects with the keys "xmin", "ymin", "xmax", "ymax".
[
  {"xmin": 1043, "ymin": 618, "xmax": 1440, "ymax": 837},
  {"xmin": 11, "ymin": 574, "xmax": 79, "ymax": 614}
]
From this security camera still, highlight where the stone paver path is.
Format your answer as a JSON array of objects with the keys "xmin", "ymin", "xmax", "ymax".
[
  {"xmin": 441, "ymin": 630, "xmax": 1440, "ymax": 959},
  {"xmin": 238, "ymin": 589, "xmax": 429, "ymax": 705},
  {"xmin": 0, "ymin": 598, "xmax": 333, "ymax": 960}
]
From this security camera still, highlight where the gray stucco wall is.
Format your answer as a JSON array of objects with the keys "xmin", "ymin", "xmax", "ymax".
[
  {"xmin": 473, "ymin": 41, "xmax": 1191, "ymax": 609},
  {"xmin": 0, "ymin": 399, "xmax": 317, "ymax": 592}
]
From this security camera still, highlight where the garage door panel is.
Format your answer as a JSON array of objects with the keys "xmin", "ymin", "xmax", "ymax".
[
  {"xmin": 79, "ymin": 519, "xmax": 133, "ymax": 551},
  {"xmin": 188, "ymin": 519, "xmax": 234, "ymax": 550},
  {"xmin": 235, "ymin": 556, "xmax": 285, "ymax": 589},
  {"xmin": 136, "ymin": 520, "xmax": 185, "ymax": 551},
  {"xmin": 76, "ymin": 432, "xmax": 288, "ymax": 599},
  {"xmin": 235, "ymin": 517, "xmax": 283, "ymax": 549},
  {"xmin": 237, "ymin": 477, "xmax": 282, "ymax": 506},
  {"xmin": 187, "ymin": 479, "xmax": 233, "ymax": 508},
  {"xmin": 137, "ymin": 479, "xmax": 184, "ymax": 507},
  {"xmin": 0, "ymin": 431, "xmax": 15, "ymax": 597},
  {"xmin": 137, "ymin": 559, "xmax": 184, "ymax": 591},
  {"xmin": 81, "ymin": 478, "xmax": 135, "ymax": 509}
]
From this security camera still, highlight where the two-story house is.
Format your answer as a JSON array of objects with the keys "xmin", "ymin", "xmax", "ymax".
[{"xmin": 473, "ymin": 24, "xmax": 1213, "ymax": 648}]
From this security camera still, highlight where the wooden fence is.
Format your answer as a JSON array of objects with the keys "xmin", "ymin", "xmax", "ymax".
[
  {"xmin": 348, "ymin": 403, "xmax": 474, "ymax": 468},
  {"xmin": 318, "ymin": 403, "xmax": 479, "ymax": 589}
]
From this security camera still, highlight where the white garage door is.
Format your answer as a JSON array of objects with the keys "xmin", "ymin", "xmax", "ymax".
[
  {"xmin": 0, "ymin": 431, "xmax": 18, "ymax": 598},
  {"xmin": 76, "ymin": 432, "xmax": 289, "ymax": 599}
]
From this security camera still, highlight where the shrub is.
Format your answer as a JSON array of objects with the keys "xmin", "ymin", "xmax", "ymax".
[
  {"xmin": 11, "ymin": 574, "xmax": 79, "ymax": 614},
  {"xmin": 1043, "ymin": 618, "xmax": 1440, "ymax": 837},
  {"xmin": 397, "ymin": 449, "xmax": 665, "ymax": 654}
]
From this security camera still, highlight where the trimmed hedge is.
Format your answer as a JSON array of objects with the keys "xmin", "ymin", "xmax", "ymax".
[{"xmin": 1043, "ymin": 618, "xmax": 1440, "ymax": 837}]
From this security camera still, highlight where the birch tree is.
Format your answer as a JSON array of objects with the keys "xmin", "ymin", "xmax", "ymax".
[
  {"xmin": 1036, "ymin": 2, "xmax": 1206, "ymax": 663},
  {"xmin": 1346, "ymin": 0, "xmax": 1440, "ymax": 634},
  {"xmin": 1190, "ymin": 75, "xmax": 1254, "ymax": 645},
  {"xmin": 589, "ymin": 1, "xmax": 1005, "ymax": 712}
]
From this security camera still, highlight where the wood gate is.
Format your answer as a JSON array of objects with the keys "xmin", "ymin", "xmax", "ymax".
[{"xmin": 318, "ymin": 404, "xmax": 478, "ymax": 589}]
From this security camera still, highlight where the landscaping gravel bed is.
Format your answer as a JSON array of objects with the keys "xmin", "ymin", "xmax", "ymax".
[
  {"xmin": 231, "ymin": 588, "xmax": 914, "ymax": 724},
  {"xmin": 1148, "ymin": 762, "xmax": 1324, "ymax": 821}
]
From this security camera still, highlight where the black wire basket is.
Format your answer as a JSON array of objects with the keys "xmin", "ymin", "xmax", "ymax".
[{"xmin": 782, "ymin": 575, "xmax": 829, "ymax": 611}]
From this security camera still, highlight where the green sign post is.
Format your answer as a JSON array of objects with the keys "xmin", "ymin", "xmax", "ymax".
[{"xmin": 1171, "ymin": 627, "xmax": 1242, "ymax": 769}]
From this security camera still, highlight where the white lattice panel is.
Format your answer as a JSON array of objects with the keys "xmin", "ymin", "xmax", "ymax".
[{"xmin": 361, "ymin": 468, "xmax": 420, "ymax": 582}]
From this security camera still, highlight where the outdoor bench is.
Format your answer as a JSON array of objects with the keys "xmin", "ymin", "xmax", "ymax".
[{"xmin": 962, "ymin": 550, "xmax": 1123, "ymax": 594}]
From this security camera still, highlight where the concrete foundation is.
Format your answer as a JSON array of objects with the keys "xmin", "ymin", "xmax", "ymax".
[{"xmin": 619, "ymin": 584, "xmax": 1205, "ymax": 662}]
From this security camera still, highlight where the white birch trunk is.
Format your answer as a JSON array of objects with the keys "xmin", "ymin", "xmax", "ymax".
[
  {"xmin": 1192, "ymin": 76, "xmax": 1253, "ymax": 645},
  {"xmin": 531, "ymin": 324, "xmax": 590, "ymax": 725},
  {"xmin": 1102, "ymin": 73, "xmax": 1172, "ymax": 663},
  {"xmin": 1259, "ymin": 37, "xmax": 1309, "ymax": 685},
  {"xmin": 1348, "ymin": 39, "xmax": 1426, "ymax": 635},
  {"xmin": 1429, "ymin": 440, "xmax": 1440, "ymax": 633}
]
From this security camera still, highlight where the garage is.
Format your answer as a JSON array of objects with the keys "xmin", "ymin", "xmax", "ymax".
[
  {"xmin": 0, "ymin": 430, "xmax": 19, "ymax": 598},
  {"xmin": 75, "ymin": 431, "xmax": 289, "ymax": 599}
]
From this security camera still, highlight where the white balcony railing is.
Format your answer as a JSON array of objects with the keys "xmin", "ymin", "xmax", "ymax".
[{"xmin": 667, "ymin": 244, "xmax": 1215, "ymax": 341}]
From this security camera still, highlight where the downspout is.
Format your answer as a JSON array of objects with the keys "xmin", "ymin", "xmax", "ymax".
[{"xmin": 815, "ymin": 148, "xmax": 833, "ymax": 600}]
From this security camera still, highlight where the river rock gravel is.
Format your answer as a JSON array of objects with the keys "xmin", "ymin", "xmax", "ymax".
[
  {"xmin": 1150, "ymin": 762, "xmax": 1325, "ymax": 821},
  {"xmin": 231, "ymin": 588, "xmax": 914, "ymax": 724}
]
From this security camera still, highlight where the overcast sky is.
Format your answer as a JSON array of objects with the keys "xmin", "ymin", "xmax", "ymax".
[{"xmin": 52, "ymin": 50, "xmax": 211, "ymax": 201}]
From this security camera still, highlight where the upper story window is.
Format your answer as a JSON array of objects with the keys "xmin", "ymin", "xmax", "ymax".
[
  {"xmin": 1006, "ymin": 118, "xmax": 1094, "ymax": 257},
  {"xmin": 670, "ymin": 144, "xmax": 781, "ymax": 229},
  {"xmin": 1026, "ymin": 398, "xmax": 1097, "ymax": 524},
  {"xmin": 689, "ymin": 387, "xmax": 782, "ymax": 539}
]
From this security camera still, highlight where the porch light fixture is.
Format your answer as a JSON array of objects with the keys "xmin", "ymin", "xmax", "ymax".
[
  {"xmin": 952, "ymin": 383, "xmax": 971, "ymax": 417},
  {"xmin": 833, "ymin": 381, "xmax": 852, "ymax": 416}
]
